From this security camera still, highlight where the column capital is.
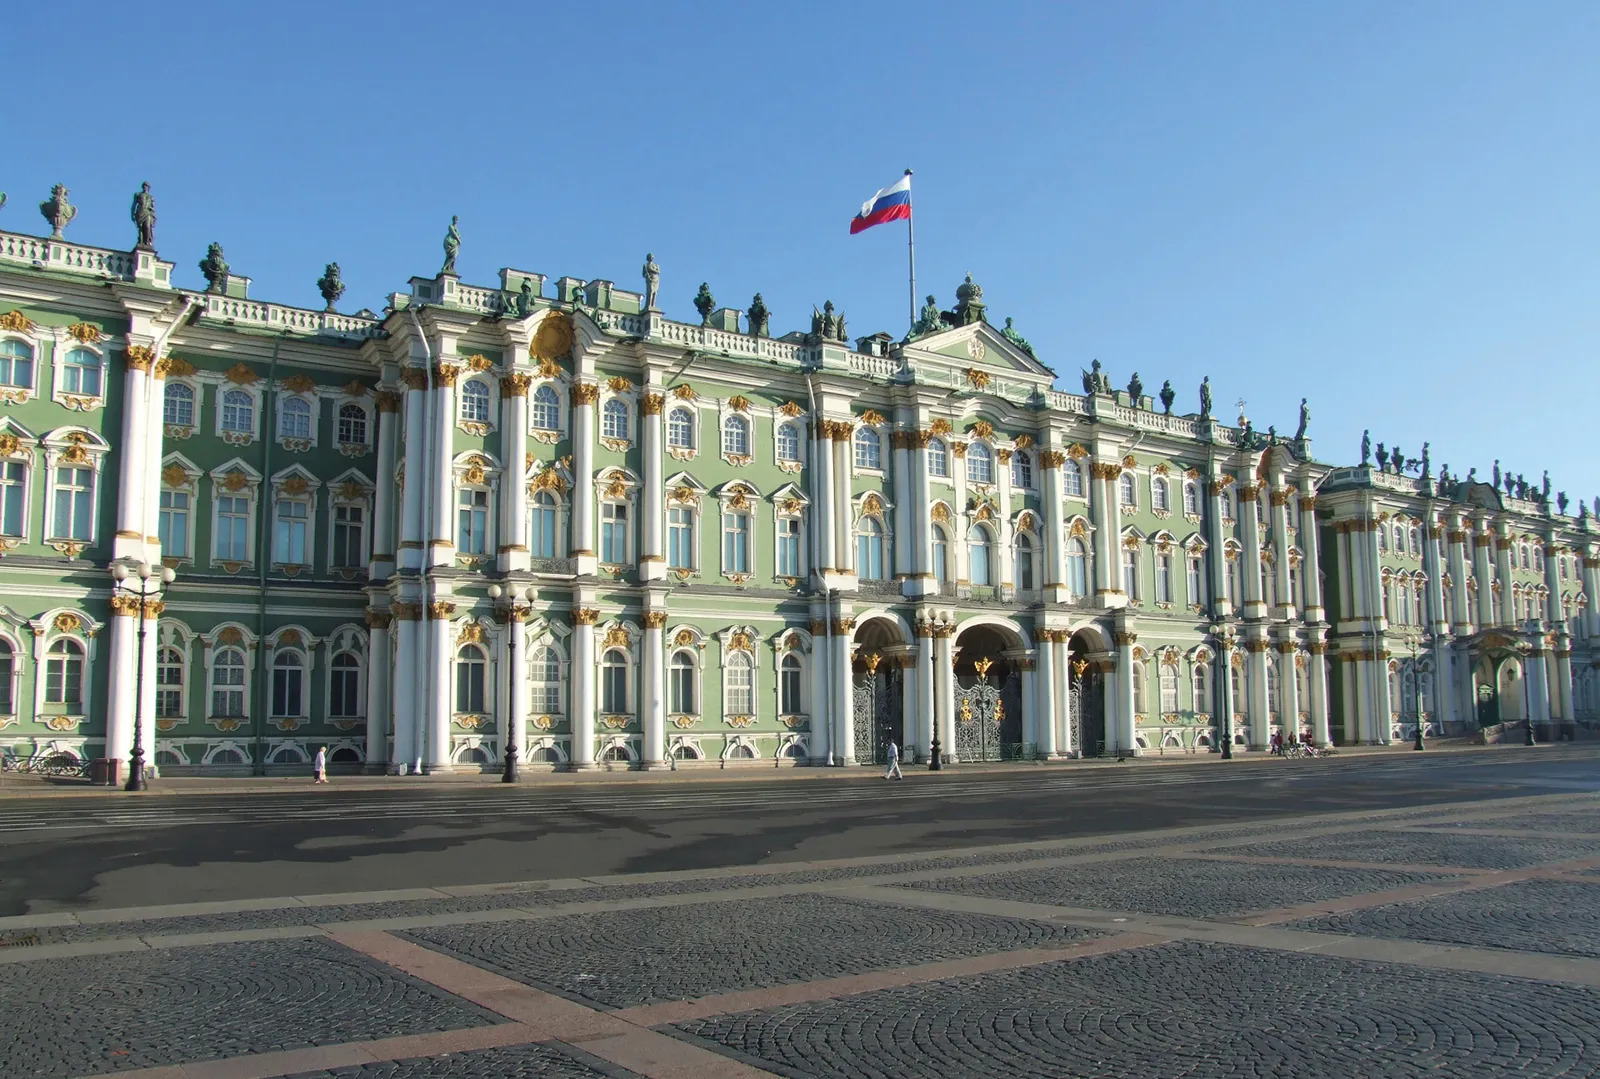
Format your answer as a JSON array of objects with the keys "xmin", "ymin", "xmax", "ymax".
[
  {"xmin": 643, "ymin": 610, "xmax": 668, "ymax": 629},
  {"xmin": 500, "ymin": 373, "xmax": 532, "ymax": 397},
  {"xmin": 571, "ymin": 382, "xmax": 600, "ymax": 406},
  {"xmin": 573, "ymin": 607, "xmax": 601, "ymax": 626}
]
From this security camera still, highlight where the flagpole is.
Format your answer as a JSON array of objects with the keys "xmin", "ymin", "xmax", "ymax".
[{"xmin": 904, "ymin": 169, "xmax": 916, "ymax": 335}]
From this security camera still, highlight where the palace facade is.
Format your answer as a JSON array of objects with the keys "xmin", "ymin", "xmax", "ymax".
[{"xmin": 0, "ymin": 196, "xmax": 1594, "ymax": 775}]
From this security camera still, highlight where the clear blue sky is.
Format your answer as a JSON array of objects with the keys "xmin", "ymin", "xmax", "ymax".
[{"xmin": 5, "ymin": 2, "xmax": 1597, "ymax": 499}]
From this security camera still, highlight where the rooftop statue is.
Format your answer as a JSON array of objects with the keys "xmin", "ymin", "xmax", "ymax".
[
  {"xmin": 316, "ymin": 262, "xmax": 345, "ymax": 312},
  {"xmin": 694, "ymin": 282, "xmax": 715, "ymax": 326},
  {"xmin": 40, "ymin": 183, "xmax": 76, "ymax": 239},
  {"xmin": 1420, "ymin": 442, "xmax": 1431, "ymax": 478},
  {"xmin": 642, "ymin": 253, "xmax": 660, "ymax": 311},
  {"xmin": 1391, "ymin": 445, "xmax": 1404, "ymax": 474},
  {"xmin": 0, "ymin": 192, "xmax": 7, "ymax": 213},
  {"xmin": 131, "ymin": 182, "xmax": 156, "ymax": 250},
  {"xmin": 1542, "ymin": 470, "xmax": 1552, "ymax": 499},
  {"xmin": 1127, "ymin": 372, "xmax": 1143, "ymax": 406},
  {"xmin": 1492, "ymin": 460, "xmax": 1501, "ymax": 489},
  {"xmin": 441, "ymin": 216, "xmax": 461, "ymax": 274},
  {"xmin": 1579, "ymin": 501, "xmax": 1589, "ymax": 523},
  {"xmin": 198, "ymin": 242, "xmax": 229, "ymax": 292},
  {"xmin": 1376, "ymin": 443, "xmax": 1389, "ymax": 471},
  {"xmin": 1360, "ymin": 429, "xmax": 1371, "ymax": 466},
  {"xmin": 1000, "ymin": 317, "xmax": 1035, "ymax": 357},
  {"xmin": 1295, "ymin": 398, "xmax": 1310, "ymax": 441},
  {"xmin": 1466, "ymin": 467, "xmax": 1477, "ymax": 484},
  {"xmin": 747, "ymin": 293, "xmax": 770, "ymax": 337},
  {"xmin": 516, "ymin": 278, "xmax": 534, "ymax": 317},
  {"xmin": 1159, "ymin": 380, "xmax": 1175, "ymax": 414},
  {"xmin": 911, "ymin": 295, "xmax": 946, "ymax": 338},
  {"xmin": 1558, "ymin": 491, "xmax": 1569, "ymax": 515},
  {"xmin": 1081, "ymin": 359, "xmax": 1111, "ymax": 395},
  {"xmin": 1199, "ymin": 376, "xmax": 1213, "ymax": 419}
]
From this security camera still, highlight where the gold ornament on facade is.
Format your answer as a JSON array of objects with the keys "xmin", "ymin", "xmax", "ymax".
[
  {"xmin": 124, "ymin": 344, "xmax": 156, "ymax": 371},
  {"xmin": 779, "ymin": 401, "xmax": 803, "ymax": 417},
  {"xmin": 603, "ymin": 626, "xmax": 631, "ymax": 649},
  {"xmin": 0, "ymin": 434, "xmax": 20, "ymax": 459},
  {"xmin": 281, "ymin": 475, "xmax": 310, "ymax": 496},
  {"xmin": 500, "ymin": 373, "xmax": 532, "ymax": 397},
  {"xmin": 951, "ymin": 442, "xmax": 968, "ymax": 458},
  {"xmin": 463, "ymin": 354, "xmax": 494, "ymax": 372},
  {"xmin": 996, "ymin": 448, "xmax": 1013, "ymax": 464},
  {"xmin": 833, "ymin": 617, "xmax": 854, "ymax": 634},
  {"xmin": 643, "ymin": 610, "xmax": 668, "ymax": 629},
  {"xmin": 531, "ymin": 312, "xmax": 574, "ymax": 360},
  {"xmin": 426, "ymin": 601, "xmax": 457, "ymax": 619},
  {"xmin": 531, "ymin": 469, "xmax": 567, "ymax": 494},
  {"xmin": 160, "ymin": 465, "xmax": 189, "ymax": 488},
  {"xmin": 365, "ymin": 609, "xmax": 392, "ymax": 629},
  {"xmin": 463, "ymin": 456, "xmax": 489, "ymax": 486},
  {"xmin": 1039, "ymin": 450, "xmax": 1065, "ymax": 470},
  {"xmin": 0, "ymin": 310, "xmax": 35, "ymax": 333},
  {"xmin": 573, "ymin": 607, "xmax": 600, "ymax": 626},
  {"xmin": 52, "ymin": 612, "xmax": 83, "ymax": 634},
  {"xmin": 729, "ymin": 631, "xmax": 754, "ymax": 653},
  {"xmin": 1067, "ymin": 443, "xmax": 1089, "ymax": 460},
  {"xmin": 728, "ymin": 394, "xmax": 751, "ymax": 412},
  {"xmin": 281, "ymin": 374, "xmax": 317, "ymax": 394},
  {"xmin": 1013, "ymin": 434, "xmax": 1034, "ymax": 450},
  {"xmin": 458, "ymin": 623, "xmax": 485, "ymax": 645},
  {"xmin": 432, "ymin": 363, "xmax": 461, "ymax": 387},
  {"xmin": 399, "ymin": 369, "xmax": 429, "ymax": 391},
  {"xmin": 780, "ymin": 497, "xmax": 804, "ymax": 515},
  {"xmin": 971, "ymin": 420, "xmax": 994, "ymax": 439},
  {"xmin": 534, "ymin": 356, "xmax": 561, "ymax": 379},
  {"xmin": 931, "ymin": 503, "xmax": 950, "ymax": 522},
  {"xmin": 571, "ymin": 383, "xmax": 600, "ymax": 406},
  {"xmin": 671, "ymin": 383, "xmax": 697, "ymax": 400},
  {"xmin": 340, "ymin": 380, "xmax": 369, "ymax": 398},
  {"xmin": 641, "ymin": 392, "xmax": 664, "ymax": 416},
  {"xmin": 728, "ymin": 490, "xmax": 751, "ymax": 510},
  {"xmin": 672, "ymin": 628, "xmax": 697, "ymax": 648},
  {"xmin": 862, "ymin": 493, "xmax": 883, "ymax": 515},
  {"xmin": 224, "ymin": 362, "xmax": 259, "ymax": 385},
  {"xmin": 965, "ymin": 368, "xmax": 990, "ymax": 389},
  {"xmin": 929, "ymin": 418, "xmax": 952, "ymax": 436},
  {"xmin": 726, "ymin": 715, "xmax": 755, "ymax": 729},
  {"xmin": 860, "ymin": 409, "xmax": 886, "ymax": 427}
]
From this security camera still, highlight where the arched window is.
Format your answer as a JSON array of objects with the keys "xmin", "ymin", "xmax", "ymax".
[
  {"xmin": 601, "ymin": 648, "xmax": 629, "ymax": 713},
  {"xmin": 0, "ymin": 638, "xmax": 13, "ymax": 714},
  {"xmin": 211, "ymin": 646, "xmax": 246, "ymax": 716},
  {"xmin": 969, "ymin": 524, "xmax": 994, "ymax": 587},
  {"xmin": 63, "ymin": 348, "xmax": 103, "ymax": 396},
  {"xmin": 1160, "ymin": 664, "xmax": 1179, "ymax": 714},
  {"xmin": 1397, "ymin": 581, "xmax": 1412, "ymax": 626},
  {"xmin": 1011, "ymin": 451, "xmax": 1033, "ymax": 489},
  {"xmin": 1192, "ymin": 663, "xmax": 1211, "ymax": 714},
  {"xmin": 164, "ymin": 383, "xmax": 195, "ymax": 426},
  {"xmin": 967, "ymin": 443, "xmax": 994, "ymax": 484},
  {"xmin": 725, "ymin": 651, "xmax": 754, "ymax": 715},
  {"xmin": 927, "ymin": 437, "xmax": 949, "ymax": 478},
  {"xmin": 461, "ymin": 380, "xmax": 491, "ymax": 424},
  {"xmin": 1152, "ymin": 477, "xmax": 1170, "ymax": 512},
  {"xmin": 775, "ymin": 422, "xmax": 800, "ymax": 462},
  {"xmin": 279, "ymin": 397, "xmax": 312, "ymax": 439},
  {"xmin": 156, "ymin": 646, "xmax": 184, "ymax": 718},
  {"xmin": 336, "ymin": 404, "xmax": 367, "ymax": 445},
  {"xmin": 669, "ymin": 651, "xmax": 697, "ymax": 714},
  {"xmin": 1410, "ymin": 526, "xmax": 1422, "ymax": 556},
  {"xmin": 1014, "ymin": 532, "xmax": 1035, "ymax": 590},
  {"xmin": 329, "ymin": 651, "xmax": 362, "ymax": 718},
  {"xmin": 1394, "ymin": 523, "xmax": 1407, "ymax": 555},
  {"xmin": 667, "ymin": 407, "xmax": 695, "ymax": 449},
  {"xmin": 780, "ymin": 654, "xmax": 804, "ymax": 714},
  {"xmin": 1066, "ymin": 537, "xmax": 1089, "ymax": 598},
  {"xmin": 854, "ymin": 427, "xmax": 882, "ymax": 470},
  {"xmin": 530, "ymin": 490, "xmax": 559, "ymax": 559},
  {"xmin": 722, "ymin": 415, "xmax": 750, "ymax": 457},
  {"xmin": 1183, "ymin": 481, "xmax": 1201, "ymax": 516},
  {"xmin": 44, "ymin": 639, "xmax": 84, "ymax": 709},
  {"xmin": 530, "ymin": 646, "xmax": 562, "ymax": 714},
  {"xmin": 857, "ymin": 516, "xmax": 886, "ymax": 580},
  {"xmin": 932, "ymin": 523, "xmax": 950, "ymax": 582},
  {"xmin": 601, "ymin": 398, "xmax": 629, "ymax": 440},
  {"xmin": 1220, "ymin": 491, "xmax": 1234, "ymax": 521},
  {"xmin": 221, "ymin": 389, "xmax": 254, "ymax": 434},
  {"xmin": 531, "ymin": 385, "xmax": 560, "ymax": 431},
  {"xmin": 271, "ymin": 651, "xmax": 305, "ymax": 717},
  {"xmin": 1118, "ymin": 472, "xmax": 1137, "ymax": 508},
  {"xmin": 0, "ymin": 339, "xmax": 33, "ymax": 388},
  {"xmin": 1063, "ymin": 459, "xmax": 1085, "ymax": 498},
  {"xmin": 455, "ymin": 644, "xmax": 486, "ymax": 713}
]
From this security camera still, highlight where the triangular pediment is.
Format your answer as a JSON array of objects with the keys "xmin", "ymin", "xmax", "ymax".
[{"xmin": 899, "ymin": 319, "xmax": 1055, "ymax": 383}]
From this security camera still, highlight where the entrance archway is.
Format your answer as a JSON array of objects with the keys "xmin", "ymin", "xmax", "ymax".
[
  {"xmin": 952, "ymin": 622, "xmax": 1024, "ymax": 760},
  {"xmin": 852, "ymin": 616, "xmax": 908, "ymax": 765},
  {"xmin": 1068, "ymin": 629, "xmax": 1108, "ymax": 757}
]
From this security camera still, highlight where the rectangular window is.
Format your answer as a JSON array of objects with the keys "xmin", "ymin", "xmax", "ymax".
[
  {"xmin": 52, "ymin": 466, "xmax": 94, "ymax": 541},
  {"xmin": 1155, "ymin": 554, "xmax": 1173, "ymax": 604},
  {"xmin": 667, "ymin": 506, "xmax": 694, "ymax": 570},
  {"xmin": 215, "ymin": 495, "xmax": 251, "ymax": 562},
  {"xmin": 273, "ymin": 499, "xmax": 309, "ymax": 564},
  {"xmin": 272, "ymin": 665, "xmax": 304, "ymax": 716},
  {"xmin": 332, "ymin": 503, "xmax": 365, "ymax": 568},
  {"xmin": 1121, "ymin": 547, "xmax": 1138, "ymax": 598},
  {"xmin": 601, "ymin": 502, "xmax": 629, "ymax": 564},
  {"xmin": 777, "ymin": 516, "xmax": 801, "ymax": 577},
  {"xmin": 158, "ymin": 489, "xmax": 190, "ymax": 558},
  {"xmin": 156, "ymin": 655, "xmax": 184, "ymax": 718},
  {"xmin": 457, "ymin": 489, "xmax": 489, "ymax": 555},
  {"xmin": 0, "ymin": 461, "xmax": 25, "ymax": 537},
  {"xmin": 1187, "ymin": 554, "xmax": 1205, "ymax": 606},
  {"xmin": 722, "ymin": 511, "xmax": 750, "ymax": 574}
]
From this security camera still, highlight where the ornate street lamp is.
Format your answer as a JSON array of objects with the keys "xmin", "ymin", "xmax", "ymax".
[
  {"xmin": 111, "ymin": 561, "xmax": 175, "ymax": 791},
  {"xmin": 487, "ymin": 583, "xmax": 537, "ymax": 783},
  {"xmin": 1409, "ymin": 631, "xmax": 1431, "ymax": 752}
]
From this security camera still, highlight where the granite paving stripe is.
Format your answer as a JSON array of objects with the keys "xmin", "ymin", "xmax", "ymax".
[
  {"xmin": 1206, "ymin": 829, "xmax": 1600, "ymax": 869},
  {"xmin": 670, "ymin": 939, "xmax": 1600, "ymax": 1079},
  {"xmin": 272, "ymin": 1040, "xmax": 647, "ymax": 1078},
  {"xmin": 400, "ymin": 892, "xmax": 1103, "ymax": 1009},
  {"xmin": 0, "ymin": 937, "xmax": 502, "ymax": 1079}
]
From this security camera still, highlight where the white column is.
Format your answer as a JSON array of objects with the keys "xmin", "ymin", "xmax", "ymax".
[
  {"xmin": 392, "ymin": 611, "xmax": 418, "ymax": 770},
  {"xmin": 1556, "ymin": 644, "xmax": 1575, "ymax": 725},
  {"xmin": 1446, "ymin": 521, "xmax": 1472, "ymax": 631},
  {"xmin": 995, "ymin": 450, "xmax": 1014, "ymax": 589},
  {"xmin": 501, "ymin": 376, "xmax": 531, "ymax": 572},
  {"xmin": 1037, "ymin": 630, "xmax": 1059, "ymax": 758},
  {"xmin": 1239, "ymin": 482, "xmax": 1266, "ymax": 618},
  {"xmin": 833, "ymin": 434, "xmax": 853, "ymax": 575},
  {"xmin": 1207, "ymin": 475, "xmax": 1231, "ymax": 617},
  {"xmin": 1299, "ymin": 493, "xmax": 1325, "ymax": 621},
  {"xmin": 1245, "ymin": 636, "xmax": 1271, "ymax": 747},
  {"xmin": 368, "ymin": 391, "xmax": 401, "ymax": 578},
  {"xmin": 1546, "ymin": 548, "xmax": 1563, "ymax": 625},
  {"xmin": 571, "ymin": 608, "xmax": 597, "ymax": 767},
  {"xmin": 891, "ymin": 428, "xmax": 911, "ymax": 583},
  {"xmin": 935, "ymin": 627, "xmax": 956, "ymax": 761},
  {"xmin": 640, "ymin": 393, "xmax": 665, "ymax": 581},
  {"xmin": 571, "ymin": 385, "xmax": 598, "ymax": 573},
  {"xmin": 1494, "ymin": 527, "xmax": 1516, "ymax": 626},
  {"xmin": 809, "ymin": 616, "xmax": 832, "ymax": 762},
  {"xmin": 426, "ymin": 606, "xmax": 452, "ymax": 769},
  {"xmin": 104, "ymin": 599, "xmax": 136, "ymax": 766},
  {"xmin": 428, "ymin": 370, "xmax": 458, "ymax": 569},
  {"xmin": 1473, "ymin": 529, "xmax": 1495, "ymax": 627},
  {"xmin": 1526, "ymin": 639, "xmax": 1551, "ymax": 726},
  {"xmin": 507, "ymin": 611, "xmax": 528, "ymax": 767},
  {"xmin": 833, "ymin": 616, "xmax": 854, "ymax": 762},
  {"xmin": 1056, "ymin": 637, "xmax": 1075, "ymax": 757},
  {"xmin": 812, "ymin": 425, "xmax": 836, "ymax": 574},
  {"xmin": 1113, "ymin": 631, "xmax": 1138, "ymax": 755},
  {"xmin": 1042, "ymin": 450, "xmax": 1068, "ymax": 602},
  {"xmin": 1093, "ymin": 462, "xmax": 1121, "ymax": 600},
  {"xmin": 1278, "ymin": 645, "xmax": 1301, "ymax": 739},
  {"xmin": 365, "ymin": 611, "xmax": 392, "ymax": 768},
  {"xmin": 642, "ymin": 609, "xmax": 666, "ymax": 767},
  {"xmin": 1582, "ymin": 554, "xmax": 1600, "ymax": 640},
  {"xmin": 1269, "ymin": 487, "xmax": 1292, "ymax": 616},
  {"xmin": 113, "ymin": 353, "xmax": 153, "ymax": 561},
  {"xmin": 1308, "ymin": 642, "xmax": 1332, "ymax": 746},
  {"xmin": 398, "ymin": 374, "xmax": 428, "ymax": 572},
  {"xmin": 913, "ymin": 433, "xmax": 935, "ymax": 584},
  {"xmin": 914, "ymin": 626, "xmax": 935, "ymax": 760}
]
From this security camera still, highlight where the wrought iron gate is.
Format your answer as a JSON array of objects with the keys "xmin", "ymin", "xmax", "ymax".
[
  {"xmin": 955, "ymin": 679, "xmax": 1001, "ymax": 761},
  {"xmin": 852, "ymin": 667, "xmax": 902, "ymax": 764}
]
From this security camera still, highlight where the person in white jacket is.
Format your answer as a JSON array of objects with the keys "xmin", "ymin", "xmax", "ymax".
[
  {"xmin": 884, "ymin": 740, "xmax": 903, "ymax": 780},
  {"xmin": 312, "ymin": 746, "xmax": 328, "ymax": 784}
]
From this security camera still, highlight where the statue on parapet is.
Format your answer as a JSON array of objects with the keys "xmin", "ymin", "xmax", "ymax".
[
  {"xmin": 1127, "ymin": 372, "xmax": 1143, "ymax": 406},
  {"xmin": 642, "ymin": 253, "xmax": 660, "ymax": 311},
  {"xmin": 1542, "ymin": 471, "xmax": 1552, "ymax": 500},
  {"xmin": 1199, "ymin": 376, "xmax": 1212, "ymax": 419},
  {"xmin": 1558, "ymin": 491, "xmax": 1570, "ymax": 515},
  {"xmin": 911, "ymin": 295, "xmax": 946, "ymax": 338},
  {"xmin": 441, "ymin": 216, "xmax": 461, "ymax": 275},
  {"xmin": 40, "ymin": 183, "xmax": 75, "ymax": 238},
  {"xmin": 1159, "ymin": 380, "xmax": 1175, "ymax": 414},
  {"xmin": 517, "ymin": 278, "xmax": 534, "ymax": 317},
  {"xmin": 1360, "ymin": 429, "xmax": 1371, "ymax": 466},
  {"xmin": 747, "ymin": 293, "xmax": 770, "ymax": 337},
  {"xmin": 1492, "ymin": 460, "xmax": 1501, "ymax": 489},
  {"xmin": 694, "ymin": 283, "xmax": 716, "ymax": 326},
  {"xmin": 316, "ymin": 263, "xmax": 345, "ymax": 312},
  {"xmin": 198, "ymin": 242, "xmax": 229, "ymax": 292},
  {"xmin": 131, "ymin": 182, "xmax": 157, "ymax": 250},
  {"xmin": 1000, "ymin": 317, "xmax": 1035, "ymax": 357},
  {"xmin": 1420, "ymin": 442, "xmax": 1431, "ymax": 478},
  {"xmin": 1392, "ymin": 446, "xmax": 1405, "ymax": 474},
  {"xmin": 1295, "ymin": 398, "xmax": 1309, "ymax": 441},
  {"xmin": 1081, "ymin": 359, "xmax": 1111, "ymax": 395},
  {"xmin": 1376, "ymin": 442, "xmax": 1389, "ymax": 471}
]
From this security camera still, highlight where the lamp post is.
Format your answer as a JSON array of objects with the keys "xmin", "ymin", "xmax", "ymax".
[
  {"xmin": 487, "ymin": 583, "xmax": 536, "ymax": 783},
  {"xmin": 1407, "ymin": 631, "xmax": 1431, "ymax": 752},
  {"xmin": 112, "ymin": 561, "xmax": 175, "ymax": 791}
]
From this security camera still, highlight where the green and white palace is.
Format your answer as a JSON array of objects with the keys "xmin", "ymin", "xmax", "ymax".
[{"xmin": 0, "ymin": 186, "xmax": 1595, "ymax": 775}]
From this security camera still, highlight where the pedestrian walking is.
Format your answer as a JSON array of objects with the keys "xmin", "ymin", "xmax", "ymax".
[
  {"xmin": 1270, "ymin": 731, "xmax": 1282, "ymax": 756},
  {"xmin": 313, "ymin": 745, "xmax": 328, "ymax": 784},
  {"xmin": 884, "ymin": 739, "xmax": 903, "ymax": 780}
]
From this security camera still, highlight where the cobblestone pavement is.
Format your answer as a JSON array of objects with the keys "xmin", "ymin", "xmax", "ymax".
[{"xmin": 4, "ymin": 789, "xmax": 1600, "ymax": 1079}]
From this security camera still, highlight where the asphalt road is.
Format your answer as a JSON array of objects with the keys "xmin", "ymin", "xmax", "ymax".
[{"xmin": 1, "ymin": 746, "xmax": 1596, "ymax": 916}]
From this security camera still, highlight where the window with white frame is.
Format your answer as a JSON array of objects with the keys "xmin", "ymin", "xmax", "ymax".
[
  {"xmin": 278, "ymin": 397, "xmax": 312, "ymax": 440},
  {"xmin": 221, "ymin": 390, "xmax": 254, "ymax": 434},
  {"xmin": 529, "ymin": 491, "xmax": 559, "ymax": 559},
  {"xmin": 779, "ymin": 652, "xmax": 804, "ymax": 714},
  {"xmin": 857, "ymin": 516, "xmax": 886, "ymax": 580},
  {"xmin": 530, "ymin": 646, "xmax": 561, "ymax": 714},
  {"xmin": 722, "ymin": 507, "xmax": 750, "ymax": 574},
  {"xmin": 336, "ymin": 404, "xmax": 367, "ymax": 446},
  {"xmin": 272, "ymin": 651, "xmax": 306, "ymax": 717},
  {"xmin": 1067, "ymin": 537, "xmax": 1089, "ymax": 597},
  {"xmin": 156, "ymin": 646, "xmax": 185, "ymax": 718},
  {"xmin": 1131, "ymin": 661, "xmax": 1148, "ymax": 715},
  {"xmin": 601, "ymin": 648, "xmax": 629, "ymax": 713},
  {"xmin": 969, "ymin": 524, "xmax": 994, "ymax": 586},
  {"xmin": 0, "ymin": 460, "xmax": 25, "ymax": 537},
  {"xmin": 967, "ymin": 443, "xmax": 994, "ymax": 484},
  {"xmin": 62, "ymin": 348, "xmax": 103, "ymax": 397},
  {"xmin": 273, "ymin": 496, "xmax": 310, "ymax": 564},
  {"xmin": 776, "ymin": 514, "xmax": 801, "ymax": 578},
  {"xmin": 531, "ymin": 385, "xmax": 561, "ymax": 431},
  {"xmin": 775, "ymin": 421, "xmax": 800, "ymax": 463},
  {"xmin": 1118, "ymin": 472, "xmax": 1136, "ymax": 508},
  {"xmin": 164, "ymin": 383, "xmax": 195, "ymax": 427},
  {"xmin": 331, "ymin": 501, "xmax": 366, "ymax": 568},
  {"xmin": 457, "ymin": 487, "xmax": 490, "ymax": 555},
  {"xmin": 667, "ymin": 407, "xmax": 695, "ymax": 449},
  {"xmin": 722, "ymin": 414, "xmax": 750, "ymax": 457},
  {"xmin": 455, "ymin": 644, "xmax": 487, "ymax": 713},
  {"xmin": 0, "ymin": 639, "xmax": 14, "ymax": 714},
  {"xmin": 725, "ymin": 651, "xmax": 754, "ymax": 714},
  {"xmin": 671, "ymin": 507, "xmax": 699, "ymax": 572},
  {"xmin": 44, "ymin": 638, "xmax": 84, "ymax": 710},
  {"xmin": 50, "ymin": 465, "xmax": 94, "ymax": 541},
  {"xmin": 1122, "ymin": 545, "xmax": 1139, "ymax": 598},
  {"xmin": 1192, "ymin": 662, "xmax": 1211, "ymax": 714},
  {"xmin": 1155, "ymin": 549, "xmax": 1174, "ymax": 603},
  {"xmin": 1183, "ymin": 481, "xmax": 1201, "ymax": 516},
  {"xmin": 1152, "ymin": 476, "xmax": 1171, "ymax": 512},
  {"xmin": 600, "ymin": 500, "xmax": 629, "ymax": 564},
  {"xmin": 1187, "ymin": 549, "xmax": 1206, "ymax": 606},
  {"xmin": 215, "ymin": 493, "xmax": 251, "ymax": 562},
  {"xmin": 0, "ymin": 340, "xmax": 33, "ymax": 389},
  {"xmin": 927, "ymin": 437, "xmax": 949, "ymax": 478},
  {"xmin": 1160, "ymin": 664, "xmax": 1180, "ymax": 713},
  {"xmin": 211, "ymin": 646, "xmax": 247, "ymax": 716},
  {"xmin": 159, "ymin": 486, "xmax": 190, "ymax": 558},
  {"xmin": 460, "ymin": 379, "xmax": 491, "ymax": 424},
  {"xmin": 1220, "ymin": 491, "xmax": 1234, "ymax": 521},
  {"xmin": 1063, "ymin": 458, "xmax": 1085, "ymax": 497},
  {"xmin": 1014, "ymin": 532, "xmax": 1035, "ymax": 590},
  {"xmin": 1377, "ymin": 526, "xmax": 1389, "ymax": 554},
  {"xmin": 855, "ymin": 427, "xmax": 882, "ymax": 470},
  {"xmin": 601, "ymin": 398, "xmax": 629, "ymax": 440},
  {"xmin": 669, "ymin": 651, "xmax": 696, "ymax": 714},
  {"xmin": 932, "ymin": 523, "xmax": 950, "ymax": 581},
  {"xmin": 329, "ymin": 651, "xmax": 362, "ymax": 718},
  {"xmin": 1011, "ymin": 450, "xmax": 1033, "ymax": 489}
]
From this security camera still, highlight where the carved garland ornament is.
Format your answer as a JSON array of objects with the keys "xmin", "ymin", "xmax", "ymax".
[{"xmin": 0, "ymin": 310, "xmax": 35, "ymax": 333}]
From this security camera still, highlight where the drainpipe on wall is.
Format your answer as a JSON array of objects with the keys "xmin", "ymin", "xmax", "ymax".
[{"xmin": 251, "ymin": 330, "xmax": 288, "ymax": 775}]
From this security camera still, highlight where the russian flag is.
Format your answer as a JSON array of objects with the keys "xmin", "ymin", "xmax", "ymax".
[{"xmin": 849, "ymin": 173, "xmax": 912, "ymax": 235}]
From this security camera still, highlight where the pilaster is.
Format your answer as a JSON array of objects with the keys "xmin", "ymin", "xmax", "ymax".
[
  {"xmin": 639, "ymin": 386, "xmax": 666, "ymax": 581},
  {"xmin": 500, "ymin": 373, "xmax": 532, "ymax": 572},
  {"xmin": 365, "ymin": 608, "xmax": 393, "ymax": 768},
  {"xmin": 641, "ymin": 605, "xmax": 667, "ymax": 767},
  {"xmin": 570, "ymin": 383, "xmax": 598, "ymax": 575},
  {"xmin": 371, "ymin": 390, "xmax": 402, "ymax": 579},
  {"xmin": 570, "ymin": 602, "xmax": 599, "ymax": 768}
]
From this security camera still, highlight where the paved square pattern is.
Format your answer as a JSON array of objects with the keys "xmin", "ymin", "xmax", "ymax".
[
  {"xmin": 1418, "ymin": 810, "xmax": 1600, "ymax": 834},
  {"xmin": 896, "ymin": 855, "xmax": 1460, "ymax": 917},
  {"xmin": 403, "ymin": 892, "xmax": 1100, "ymax": 1008},
  {"xmin": 0, "ymin": 938, "xmax": 500, "ymax": 1078},
  {"xmin": 278, "ymin": 1041, "xmax": 641, "ymax": 1078},
  {"xmin": 673, "ymin": 940, "xmax": 1600, "ymax": 1079},
  {"xmin": 1292, "ymin": 877, "xmax": 1600, "ymax": 958},
  {"xmin": 1210, "ymin": 829, "xmax": 1600, "ymax": 869}
]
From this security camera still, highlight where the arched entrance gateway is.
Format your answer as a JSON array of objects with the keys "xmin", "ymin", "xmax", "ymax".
[
  {"xmin": 1067, "ymin": 628, "xmax": 1110, "ymax": 758},
  {"xmin": 952, "ymin": 622, "xmax": 1025, "ymax": 760},
  {"xmin": 851, "ymin": 616, "xmax": 909, "ymax": 765}
]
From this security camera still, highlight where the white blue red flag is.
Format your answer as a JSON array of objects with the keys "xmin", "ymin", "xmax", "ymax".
[{"xmin": 849, "ymin": 174, "xmax": 912, "ymax": 235}]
